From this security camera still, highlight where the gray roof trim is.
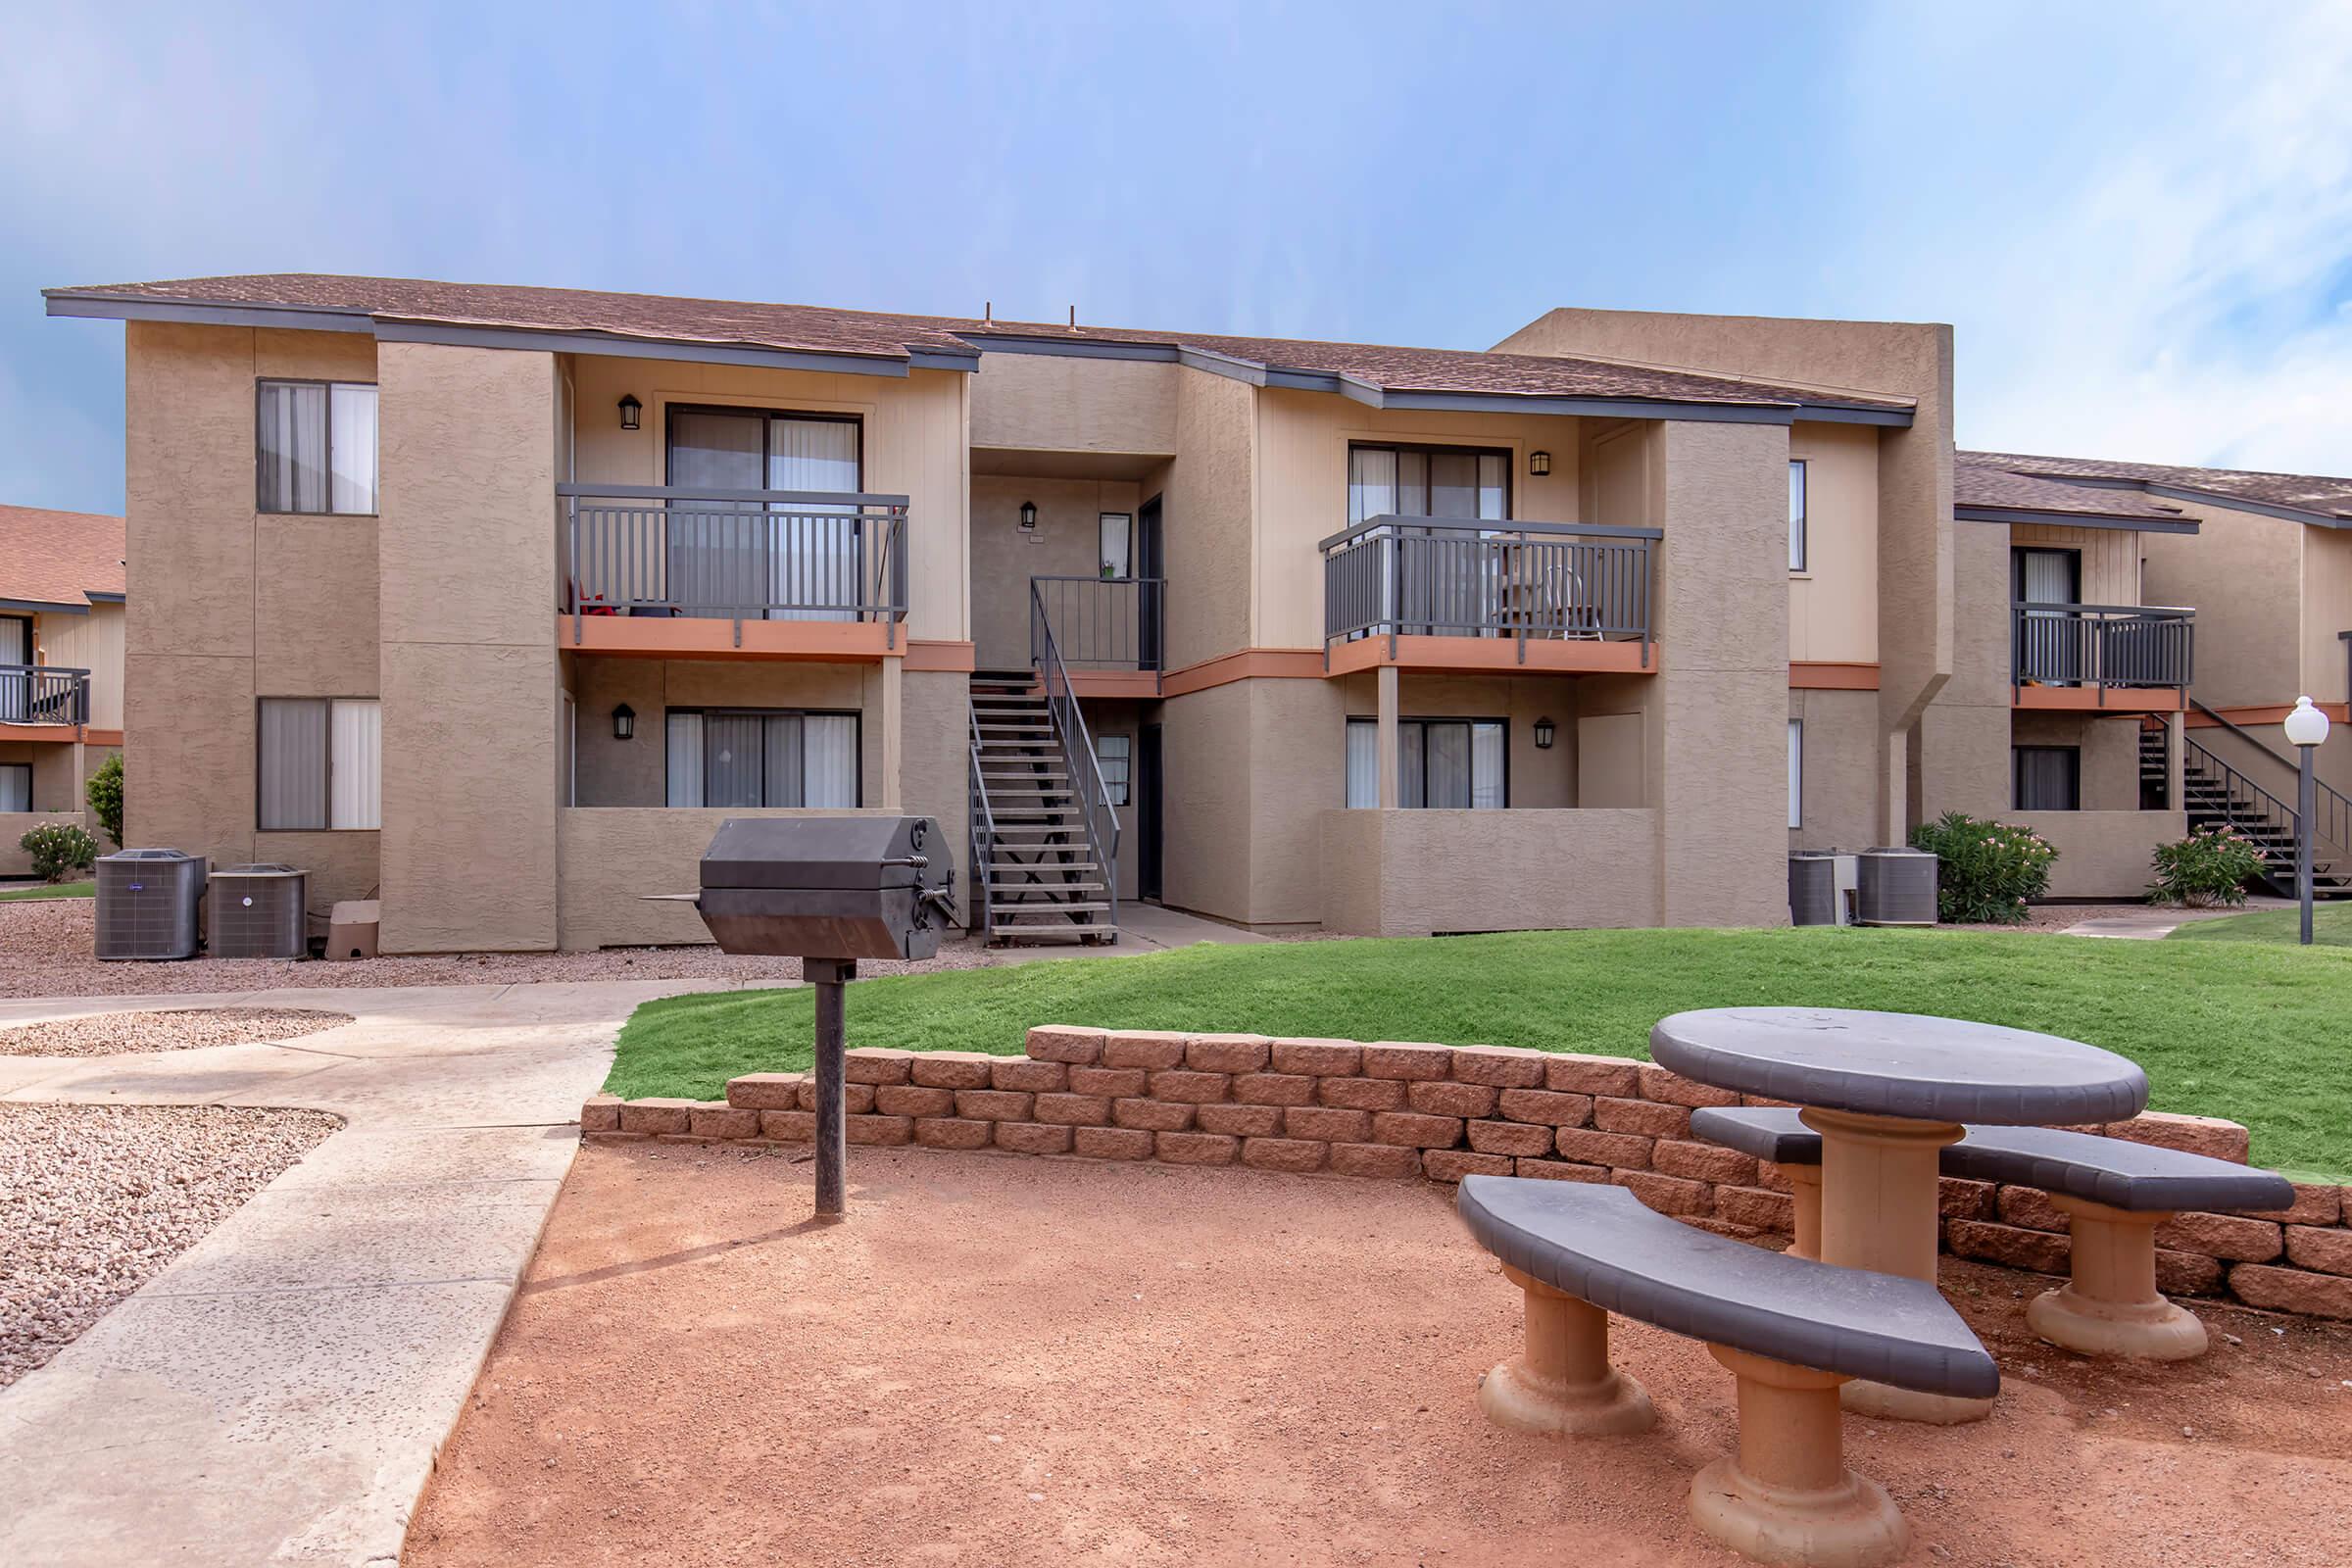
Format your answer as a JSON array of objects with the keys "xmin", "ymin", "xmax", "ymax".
[
  {"xmin": 45, "ymin": 291, "xmax": 371, "ymax": 335},
  {"xmin": 1793, "ymin": 403, "xmax": 1915, "ymax": 427},
  {"xmin": 0, "ymin": 597, "xmax": 89, "ymax": 615},
  {"xmin": 1378, "ymin": 387, "xmax": 1801, "ymax": 425},
  {"xmin": 82, "ymin": 591, "xmax": 125, "ymax": 605},
  {"xmin": 956, "ymin": 332, "xmax": 1181, "ymax": 363},
  {"xmin": 1955, "ymin": 505, "xmax": 2202, "ymax": 535},
  {"xmin": 1175, "ymin": 345, "xmax": 1268, "ymax": 384},
  {"xmin": 2010, "ymin": 471, "xmax": 2351, "ymax": 529},
  {"xmin": 368, "ymin": 318, "xmax": 925, "ymax": 377}
]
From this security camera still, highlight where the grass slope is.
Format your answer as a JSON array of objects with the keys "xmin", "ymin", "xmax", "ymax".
[
  {"xmin": 0, "ymin": 880, "xmax": 94, "ymax": 902},
  {"xmin": 608, "ymin": 927, "xmax": 2352, "ymax": 1177},
  {"xmin": 2169, "ymin": 902, "xmax": 2352, "ymax": 948}
]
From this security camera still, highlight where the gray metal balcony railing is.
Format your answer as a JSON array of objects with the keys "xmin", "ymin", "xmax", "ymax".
[
  {"xmin": 1029, "ymin": 575, "xmax": 1165, "ymax": 681},
  {"xmin": 2011, "ymin": 603, "xmax": 2193, "ymax": 699},
  {"xmin": 1319, "ymin": 516, "xmax": 1658, "ymax": 665},
  {"xmin": 561, "ymin": 483, "xmax": 909, "ymax": 646},
  {"xmin": 0, "ymin": 665, "xmax": 90, "ymax": 726}
]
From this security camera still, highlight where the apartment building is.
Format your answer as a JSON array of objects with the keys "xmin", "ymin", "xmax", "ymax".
[
  {"xmin": 53, "ymin": 272, "xmax": 2181, "ymax": 949},
  {"xmin": 0, "ymin": 505, "xmax": 124, "ymax": 877}
]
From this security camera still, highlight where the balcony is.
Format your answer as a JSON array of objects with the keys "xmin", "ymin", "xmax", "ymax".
[
  {"xmin": 2011, "ymin": 604, "xmax": 2193, "ymax": 710},
  {"xmin": 1029, "ymin": 575, "xmax": 1165, "ymax": 696},
  {"xmin": 0, "ymin": 665, "xmax": 91, "ymax": 729},
  {"xmin": 1320, "ymin": 517, "xmax": 1659, "ymax": 676},
  {"xmin": 561, "ymin": 484, "xmax": 908, "ymax": 660}
]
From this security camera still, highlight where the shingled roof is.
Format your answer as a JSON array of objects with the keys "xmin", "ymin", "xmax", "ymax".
[
  {"xmin": 1965, "ymin": 449, "xmax": 2352, "ymax": 524},
  {"xmin": 46, "ymin": 273, "xmax": 1914, "ymax": 419},
  {"xmin": 0, "ymin": 505, "xmax": 126, "ymax": 609},
  {"xmin": 1955, "ymin": 453, "xmax": 2199, "ymax": 527}
]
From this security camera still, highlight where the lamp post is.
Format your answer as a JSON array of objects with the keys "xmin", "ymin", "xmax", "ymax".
[{"xmin": 2284, "ymin": 696, "xmax": 2331, "ymax": 945}]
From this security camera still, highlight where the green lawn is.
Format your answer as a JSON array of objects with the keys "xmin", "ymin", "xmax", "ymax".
[
  {"xmin": 607, "ymin": 926, "xmax": 2352, "ymax": 1177},
  {"xmin": 2169, "ymin": 902, "xmax": 2352, "ymax": 948},
  {"xmin": 0, "ymin": 880, "xmax": 94, "ymax": 902}
]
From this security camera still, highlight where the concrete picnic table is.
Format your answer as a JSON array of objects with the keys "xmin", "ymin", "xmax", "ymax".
[{"xmin": 1650, "ymin": 1006, "xmax": 2149, "ymax": 1423}]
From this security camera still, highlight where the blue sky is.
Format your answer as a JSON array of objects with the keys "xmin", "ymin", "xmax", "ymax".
[{"xmin": 5, "ymin": 1, "xmax": 2349, "ymax": 514}]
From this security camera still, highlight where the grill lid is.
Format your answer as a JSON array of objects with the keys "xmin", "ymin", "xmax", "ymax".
[{"xmin": 699, "ymin": 815, "xmax": 936, "ymax": 891}]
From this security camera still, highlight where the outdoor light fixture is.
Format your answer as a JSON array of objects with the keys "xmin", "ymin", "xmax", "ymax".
[
  {"xmin": 618, "ymin": 394, "xmax": 642, "ymax": 431},
  {"xmin": 2285, "ymin": 695, "xmax": 2331, "ymax": 946},
  {"xmin": 1534, "ymin": 716, "xmax": 1556, "ymax": 750},
  {"xmin": 1529, "ymin": 450, "xmax": 1552, "ymax": 477},
  {"xmin": 1019, "ymin": 500, "xmax": 1039, "ymax": 531},
  {"xmin": 612, "ymin": 703, "xmax": 636, "ymax": 741}
]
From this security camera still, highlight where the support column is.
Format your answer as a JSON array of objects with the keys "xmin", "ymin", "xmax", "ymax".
[
  {"xmin": 880, "ymin": 657, "xmax": 905, "ymax": 809},
  {"xmin": 2028, "ymin": 1197, "xmax": 2205, "ymax": 1360},
  {"xmin": 1477, "ymin": 1265, "xmax": 1654, "ymax": 1436},
  {"xmin": 2165, "ymin": 710, "xmax": 2185, "ymax": 809},
  {"xmin": 1376, "ymin": 663, "xmax": 1399, "ymax": 809},
  {"xmin": 1690, "ymin": 1346, "xmax": 1908, "ymax": 1568}
]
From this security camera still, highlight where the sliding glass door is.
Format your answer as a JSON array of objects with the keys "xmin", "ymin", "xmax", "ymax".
[
  {"xmin": 664, "ymin": 710, "xmax": 859, "ymax": 808},
  {"xmin": 0, "ymin": 616, "xmax": 26, "ymax": 723},
  {"xmin": 2013, "ymin": 547, "xmax": 2082, "ymax": 684},
  {"xmin": 1344, "ymin": 717, "xmax": 1507, "ymax": 808},
  {"xmin": 1348, "ymin": 445, "xmax": 1511, "ymax": 635},
  {"xmin": 666, "ymin": 408, "xmax": 862, "ymax": 620}
]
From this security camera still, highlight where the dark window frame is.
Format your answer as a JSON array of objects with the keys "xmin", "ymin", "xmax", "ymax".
[
  {"xmin": 1788, "ymin": 459, "xmax": 1808, "ymax": 573},
  {"xmin": 663, "ymin": 403, "xmax": 865, "ymax": 491},
  {"xmin": 1345, "ymin": 714, "xmax": 1510, "ymax": 808},
  {"xmin": 1788, "ymin": 716, "xmax": 1803, "ymax": 829},
  {"xmin": 2012, "ymin": 745, "xmax": 2082, "ymax": 811},
  {"xmin": 662, "ymin": 705, "xmax": 863, "ymax": 808},
  {"xmin": 253, "ymin": 695, "xmax": 380, "ymax": 832},
  {"xmin": 1346, "ymin": 440, "xmax": 1515, "ymax": 521},
  {"xmin": 255, "ymin": 378, "xmax": 379, "ymax": 516},
  {"xmin": 1097, "ymin": 732, "xmax": 1132, "ymax": 806}
]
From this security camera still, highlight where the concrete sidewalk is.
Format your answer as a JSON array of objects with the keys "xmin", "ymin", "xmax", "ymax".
[{"xmin": 0, "ymin": 978, "xmax": 729, "ymax": 1567}]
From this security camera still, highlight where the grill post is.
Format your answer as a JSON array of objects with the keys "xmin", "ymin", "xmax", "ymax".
[{"xmin": 806, "ymin": 956, "xmax": 856, "ymax": 1219}]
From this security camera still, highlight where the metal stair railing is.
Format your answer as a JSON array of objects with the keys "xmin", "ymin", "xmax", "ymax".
[
  {"xmin": 965, "ymin": 696, "xmax": 998, "ymax": 939},
  {"xmin": 1031, "ymin": 579, "xmax": 1120, "ymax": 934},
  {"xmin": 2184, "ymin": 735, "xmax": 2307, "ymax": 892},
  {"xmin": 2188, "ymin": 700, "xmax": 2350, "ymax": 861}
]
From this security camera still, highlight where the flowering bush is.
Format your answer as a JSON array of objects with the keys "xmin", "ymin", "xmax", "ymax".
[
  {"xmin": 2148, "ymin": 826, "xmax": 2264, "ymax": 906},
  {"xmin": 18, "ymin": 822, "xmax": 98, "ymax": 883},
  {"xmin": 1908, "ymin": 811, "xmax": 2057, "ymax": 923}
]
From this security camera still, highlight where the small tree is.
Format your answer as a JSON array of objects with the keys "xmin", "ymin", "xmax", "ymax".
[
  {"xmin": 85, "ymin": 753, "xmax": 123, "ymax": 848},
  {"xmin": 2147, "ymin": 826, "xmax": 2264, "ymax": 906},
  {"xmin": 1908, "ymin": 810, "xmax": 2058, "ymax": 924},
  {"xmin": 20, "ymin": 822, "xmax": 99, "ymax": 883}
]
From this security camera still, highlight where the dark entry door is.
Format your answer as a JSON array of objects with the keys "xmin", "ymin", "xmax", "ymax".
[
  {"xmin": 1137, "ymin": 495, "xmax": 1164, "ymax": 669},
  {"xmin": 1138, "ymin": 722, "xmax": 1163, "ymax": 902}
]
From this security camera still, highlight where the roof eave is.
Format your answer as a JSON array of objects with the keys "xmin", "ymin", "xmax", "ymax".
[{"xmin": 1954, "ymin": 504, "xmax": 2202, "ymax": 535}]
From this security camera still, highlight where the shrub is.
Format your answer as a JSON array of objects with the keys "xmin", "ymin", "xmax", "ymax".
[
  {"xmin": 20, "ymin": 822, "xmax": 99, "ymax": 883},
  {"xmin": 2148, "ymin": 826, "xmax": 2265, "ymax": 906},
  {"xmin": 1908, "ymin": 810, "xmax": 2057, "ymax": 924},
  {"xmin": 85, "ymin": 753, "xmax": 123, "ymax": 847}
]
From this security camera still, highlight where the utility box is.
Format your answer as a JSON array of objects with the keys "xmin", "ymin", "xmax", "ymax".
[
  {"xmin": 327, "ymin": 900, "xmax": 381, "ymax": 960},
  {"xmin": 1788, "ymin": 853, "xmax": 1838, "ymax": 926},
  {"xmin": 1856, "ymin": 847, "xmax": 1939, "ymax": 926},
  {"xmin": 208, "ymin": 864, "xmax": 310, "ymax": 958},
  {"xmin": 94, "ymin": 848, "xmax": 207, "ymax": 960}
]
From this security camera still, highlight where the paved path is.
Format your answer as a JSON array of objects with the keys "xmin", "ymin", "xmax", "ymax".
[
  {"xmin": 0, "ymin": 979, "xmax": 732, "ymax": 1568},
  {"xmin": 2059, "ymin": 895, "xmax": 2293, "ymax": 941}
]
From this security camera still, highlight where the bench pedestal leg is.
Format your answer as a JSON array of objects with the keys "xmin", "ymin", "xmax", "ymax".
[
  {"xmin": 2028, "ymin": 1198, "xmax": 2206, "ymax": 1360},
  {"xmin": 1786, "ymin": 1162, "xmax": 1823, "ymax": 1261},
  {"xmin": 1479, "ymin": 1265, "xmax": 1655, "ymax": 1437},
  {"xmin": 1691, "ymin": 1346, "xmax": 1908, "ymax": 1568},
  {"xmin": 1803, "ymin": 1108, "xmax": 1993, "ymax": 1426}
]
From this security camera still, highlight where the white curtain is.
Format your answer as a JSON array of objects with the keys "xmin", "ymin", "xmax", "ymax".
[
  {"xmin": 1348, "ymin": 448, "xmax": 1397, "ymax": 524},
  {"xmin": 704, "ymin": 714, "xmax": 764, "ymax": 808},
  {"xmin": 1788, "ymin": 718, "xmax": 1803, "ymax": 829},
  {"xmin": 258, "ymin": 382, "xmax": 328, "ymax": 513},
  {"xmin": 1470, "ymin": 722, "xmax": 1506, "ymax": 809},
  {"xmin": 1425, "ymin": 722, "xmax": 1472, "ymax": 808},
  {"xmin": 0, "ymin": 764, "xmax": 28, "ymax": 812},
  {"xmin": 329, "ymin": 700, "xmax": 381, "ymax": 829},
  {"xmin": 329, "ymin": 385, "xmax": 378, "ymax": 514},
  {"xmin": 1345, "ymin": 719, "xmax": 1379, "ymax": 808},
  {"xmin": 0, "ymin": 618, "xmax": 25, "ymax": 723},
  {"xmin": 257, "ymin": 698, "xmax": 328, "ymax": 830},
  {"xmin": 769, "ymin": 417, "xmax": 860, "ymax": 622},
  {"xmin": 666, "ymin": 711, "xmax": 705, "ymax": 807},
  {"xmin": 803, "ymin": 713, "xmax": 858, "ymax": 807}
]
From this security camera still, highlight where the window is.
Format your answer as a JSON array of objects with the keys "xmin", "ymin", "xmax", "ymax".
[
  {"xmin": 1788, "ymin": 718, "xmax": 1803, "ymax": 829},
  {"xmin": 2013, "ymin": 746, "xmax": 2081, "ymax": 811},
  {"xmin": 1098, "ymin": 734, "xmax": 1131, "ymax": 806},
  {"xmin": 0, "ymin": 614, "xmax": 27, "ymax": 723},
  {"xmin": 1345, "ymin": 717, "xmax": 1506, "ymax": 808},
  {"xmin": 258, "ymin": 381, "xmax": 377, "ymax": 514},
  {"xmin": 1788, "ymin": 460, "xmax": 1807, "ymax": 572},
  {"xmin": 1099, "ymin": 514, "xmax": 1132, "ymax": 579},
  {"xmin": 2013, "ymin": 548, "xmax": 2084, "ymax": 683},
  {"xmin": 0, "ymin": 762, "xmax": 28, "ymax": 812},
  {"xmin": 664, "ymin": 710, "xmax": 858, "ymax": 808},
  {"xmin": 1348, "ymin": 444, "xmax": 1510, "ymax": 523},
  {"xmin": 665, "ymin": 406, "xmax": 863, "ymax": 621},
  {"xmin": 257, "ymin": 698, "xmax": 380, "ymax": 829}
]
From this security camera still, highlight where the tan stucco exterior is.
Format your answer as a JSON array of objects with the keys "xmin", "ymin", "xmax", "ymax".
[
  {"xmin": 1320, "ymin": 807, "xmax": 1660, "ymax": 937},
  {"xmin": 968, "ymin": 474, "xmax": 1142, "ymax": 669},
  {"xmin": 2008, "ymin": 809, "xmax": 2184, "ymax": 900}
]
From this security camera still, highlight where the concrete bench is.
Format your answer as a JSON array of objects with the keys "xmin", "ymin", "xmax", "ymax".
[
  {"xmin": 1690, "ymin": 1106, "xmax": 2296, "ymax": 1360},
  {"xmin": 1458, "ymin": 1175, "xmax": 1996, "ymax": 1568}
]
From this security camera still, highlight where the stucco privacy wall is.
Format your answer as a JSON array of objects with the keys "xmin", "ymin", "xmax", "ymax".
[
  {"xmin": 556, "ymin": 806, "xmax": 893, "ymax": 949},
  {"xmin": 565, "ymin": 356, "xmax": 971, "ymax": 646},
  {"xmin": 1320, "ymin": 808, "xmax": 1659, "ymax": 936},
  {"xmin": 1499, "ymin": 310, "xmax": 1953, "ymax": 844},
  {"xmin": 0, "ymin": 812, "xmax": 91, "ymax": 877},
  {"xmin": 592, "ymin": 1028, "xmax": 2352, "ymax": 1324},
  {"xmin": 1157, "ymin": 680, "xmax": 1251, "ymax": 922},
  {"xmin": 2010, "ymin": 809, "xmax": 2184, "ymax": 900},
  {"xmin": 121, "ymin": 322, "xmax": 384, "ymax": 908},
  {"xmin": 377, "ymin": 343, "xmax": 560, "ymax": 952}
]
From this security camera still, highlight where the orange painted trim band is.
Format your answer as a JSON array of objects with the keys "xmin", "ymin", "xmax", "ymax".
[
  {"xmin": 555, "ymin": 612, "xmax": 894, "ymax": 663},
  {"xmin": 1160, "ymin": 649, "xmax": 1327, "ymax": 698},
  {"xmin": 1789, "ymin": 662, "xmax": 1880, "ymax": 691},
  {"xmin": 81, "ymin": 728, "xmax": 123, "ymax": 747},
  {"xmin": 2013, "ymin": 686, "xmax": 2186, "ymax": 714},
  {"xmin": 1065, "ymin": 671, "xmax": 1163, "ymax": 700},
  {"xmin": 904, "ymin": 640, "xmax": 977, "ymax": 673},
  {"xmin": 0, "ymin": 724, "xmax": 86, "ymax": 744},
  {"xmin": 1323, "ymin": 634, "xmax": 1659, "ymax": 679},
  {"xmin": 2184, "ymin": 701, "xmax": 2350, "ymax": 728}
]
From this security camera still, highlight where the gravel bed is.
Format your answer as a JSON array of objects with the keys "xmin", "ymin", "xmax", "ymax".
[
  {"xmin": 0, "ymin": 1006, "xmax": 355, "ymax": 1058},
  {"xmin": 0, "ymin": 1103, "xmax": 341, "ymax": 1388}
]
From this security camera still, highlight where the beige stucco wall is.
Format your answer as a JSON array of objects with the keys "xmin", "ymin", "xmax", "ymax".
[
  {"xmin": 2300, "ymin": 526, "xmax": 2352, "ymax": 705},
  {"xmin": 1789, "ymin": 687, "xmax": 1880, "ymax": 850},
  {"xmin": 377, "ymin": 342, "xmax": 560, "ymax": 952},
  {"xmin": 2007, "ymin": 809, "xmax": 2183, "ymax": 900},
  {"xmin": 1252, "ymin": 389, "xmax": 1588, "ymax": 652},
  {"xmin": 968, "ymin": 475, "xmax": 1142, "ymax": 669},
  {"xmin": 969, "ymin": 354, "xmax": 1177, "ymax": 457},
  {"xmin": 1320, "ymin": 807, "xmax": 1660, "ymax": 937},
  {"xmin": 556, "ymin": 806, "xmax": 894, "ymax": 950},
  {"xmin": 565, "ymin": 356, "xmax": 971, "ymax": 645},
  {"xmin": 34, "ymin": 602, "xmax": 126, "ymax": 730},
  {"xmin": 1162, "ymin": 368, "xmax": 1255, "ymax": 670},
  {"xmin": 1919, "ymin": 517, "xmax": 2013, "ymax": 823},
  {"xmin": 2142, "ymin": 500, "xmax": 2302, "ymax": 709},
  {"xmin": 1157, "ymin": 680, "xmax": 1253, "ymax": 921},
  {"xmin": 1788, "ymin": 421, "xmax": 1880, "ymax": 664}
]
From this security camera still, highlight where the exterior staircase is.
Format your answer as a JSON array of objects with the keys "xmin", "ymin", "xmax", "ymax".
[
  {"xmin": 966, "ymin": 669, "xmax": 1119, "ymax": 944},
  {"xmin": 2181, "ymin": 732, "xmax": 2352, "ymax": 900}
]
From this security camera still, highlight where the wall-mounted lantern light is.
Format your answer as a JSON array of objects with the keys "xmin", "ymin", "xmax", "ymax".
[
  {"xmin": 1529, "ymin": 450, "xmax": 1552, "ymax": 477},
  {"xmin": 1019, "ymin": 500, "xmax": 1039, "ymax": 531},
  {"xmin": 1534, "ymin": 716, "xmax": 1556, "ymax": 750},
  {"xmin": 618, "ymin": 394, "xmax": 642, "ymax": 431},
  {"xmin": 612, "ymin": 703, "xmax": 636, "ymax": 741}
]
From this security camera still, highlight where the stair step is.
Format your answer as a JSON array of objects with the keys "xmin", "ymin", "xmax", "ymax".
[
  {"xmin": 993, "ymin": 903, "xmax": 1113, "ymax": 916},
  {"xmin": 987, "ymin": 860, "xmax": 1100, "ymax": 873},
  {"xmin": 987, "ymin": 882, "xmax": 1105, "ymax": 894}
]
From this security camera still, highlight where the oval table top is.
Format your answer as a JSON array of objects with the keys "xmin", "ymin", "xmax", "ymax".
[{"xmin": 1648, "ymin": 1007, "xmax": 2149, "ymax": 1127}]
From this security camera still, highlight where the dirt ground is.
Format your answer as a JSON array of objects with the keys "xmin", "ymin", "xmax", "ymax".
[{"xmin": 406, "ymin": 1144, "xmax": 2352, "ymax": 1568}]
